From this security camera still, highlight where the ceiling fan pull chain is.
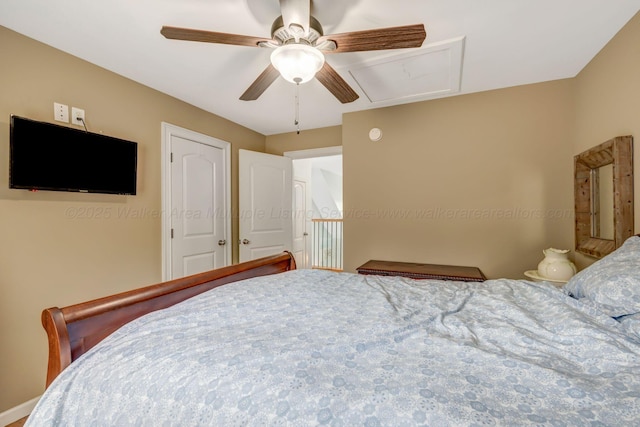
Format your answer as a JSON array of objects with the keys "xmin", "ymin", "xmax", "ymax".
[{"xmin": 295, "ymin": 82, "xmax": 300, "ymax": 134}]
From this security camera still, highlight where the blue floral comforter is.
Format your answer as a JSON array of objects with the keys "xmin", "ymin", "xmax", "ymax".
[{"xmin": 27, "ymin": 270, "xmax": 640, "ymax": 426}]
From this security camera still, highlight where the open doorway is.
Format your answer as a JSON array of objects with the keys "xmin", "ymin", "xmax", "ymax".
[{"xmin": 285, "ymin": 147, "xmax": 343, "ymax": 271}]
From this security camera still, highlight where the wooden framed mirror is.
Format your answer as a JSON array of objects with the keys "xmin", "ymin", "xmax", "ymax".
[{"xmin": 574, "ymin": 135, "xmax": 634, "ymax": 258}]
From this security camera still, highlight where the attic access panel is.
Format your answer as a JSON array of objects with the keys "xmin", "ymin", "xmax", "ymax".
[{"xmin": 348, "ymin": 36, "xmax": 465, "ymax": 103}]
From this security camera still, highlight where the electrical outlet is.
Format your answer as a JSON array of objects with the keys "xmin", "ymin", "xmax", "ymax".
[
  {"xmin": 54, "ymin": 102, "xmax": 69, "ymax": 123},
  {"xmin": 71, "ymin": 107, "xmax": 85, "ymax": 126}
]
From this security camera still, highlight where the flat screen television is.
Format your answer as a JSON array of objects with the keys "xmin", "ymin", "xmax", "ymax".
[{"xmin": 9, "ymin": 115, "xmax": 137, "ymax": 195}]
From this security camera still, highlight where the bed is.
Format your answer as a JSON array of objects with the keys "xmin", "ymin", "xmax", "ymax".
[{"xmin": 27, "ymin": 237, "xmax": 640, "ymax": 426}]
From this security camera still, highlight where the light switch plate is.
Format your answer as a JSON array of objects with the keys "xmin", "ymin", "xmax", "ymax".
[{"xmin": 54, "ymin": 102, "xmax": 69, "ymax": 123}]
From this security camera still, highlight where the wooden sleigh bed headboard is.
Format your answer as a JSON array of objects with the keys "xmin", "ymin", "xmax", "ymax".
[{"xmin": 41, "ymin": 252, "xmax": 296, "ymax": 387}]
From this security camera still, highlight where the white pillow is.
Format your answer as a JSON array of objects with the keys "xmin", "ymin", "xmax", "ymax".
[{"xmin": 564, "ymin": 236, "xmax": 640, "ymax": 317}]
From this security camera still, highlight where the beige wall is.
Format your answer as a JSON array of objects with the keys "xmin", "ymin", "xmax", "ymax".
[
  {"xmin": 573, "ymin": 11, "xmax": 640, "ymax": 269},
  {"xmin": 342, "ymin": 80, "xmax": 576, "ymax": 277},
  {"xmin": 0, "ymin": 26, "xmax": 265, "ymax": 411},
  {"xmin": 266, "ymin": 12, "xmax": 640, "ymax": 278}
]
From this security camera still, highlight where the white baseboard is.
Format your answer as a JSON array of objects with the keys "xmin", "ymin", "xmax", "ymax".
[{"xmin": 0, "ymin": 396, "xmax": 40, "ymax": 426}]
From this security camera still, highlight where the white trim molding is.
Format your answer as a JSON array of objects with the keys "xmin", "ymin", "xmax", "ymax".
[
  {"xmin": 283, "ymin": 146, "xmax": 342, "ymax": 160},
  {"xmin": 0, "ymin": 395, "xmax": 40, "ymax": 425}
]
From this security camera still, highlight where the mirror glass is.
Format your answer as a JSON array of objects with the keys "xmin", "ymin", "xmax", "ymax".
[{"xmin": 591, "ymin": 163, "xmax": 614, "ymax": 240}]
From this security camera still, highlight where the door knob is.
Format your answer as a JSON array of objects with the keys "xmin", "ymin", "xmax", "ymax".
[
  {"xmin": 218, "ymin": 240, "xmax": 226, "ymax": 246},
  {"xmin": 242, "ymin": 239, "xmax": 250, "ymax": 245}
]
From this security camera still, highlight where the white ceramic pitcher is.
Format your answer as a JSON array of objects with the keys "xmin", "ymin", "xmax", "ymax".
[{"xmin": 537, "ymin": 248, "xmax": 577, "ymax": 281}]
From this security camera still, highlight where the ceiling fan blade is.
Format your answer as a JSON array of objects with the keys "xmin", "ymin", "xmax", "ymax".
[
  {"xmin": 240, "ymin": 64, "xmax": 281, "ymax": 101},
  {"xmin": 279, "ymin": 0, "xmax": 310, "ymax": 36},
  {"xmin": 315, "ymin": 62, "xmax": 359, "ymax": 104},
  {"xmin": 318, "ymin": 24, "xmax": 426, "ymax": 53},
  {"xmin": 161, "ymin": 26, "xmax": 271, "ymax": 47}
]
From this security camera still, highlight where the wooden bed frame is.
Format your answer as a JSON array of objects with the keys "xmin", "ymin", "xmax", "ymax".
[{"xmin": 41, "ymin": 252, "xmax": 296, "ymax": 387}]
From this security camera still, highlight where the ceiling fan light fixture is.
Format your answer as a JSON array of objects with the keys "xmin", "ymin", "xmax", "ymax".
[{"xmin": 270, "ymin": 44, "xmax": 325, "ymax": 84}]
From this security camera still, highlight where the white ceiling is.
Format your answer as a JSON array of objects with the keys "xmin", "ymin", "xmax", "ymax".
[{"xmin": 1, "ymin": 0, "xmax": 639, "ymax": 135}]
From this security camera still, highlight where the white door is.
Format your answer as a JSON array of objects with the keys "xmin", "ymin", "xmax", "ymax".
[
  {"xmin": 239, "ymin": 149, "xmax": 293, "ymax": 262},
  {"xmin": 162, "ymin": 123, "xmax": 230, "ymax": 279},
  {"xmin": 292, "ymin": 178, "xmax": 310, "ymax": 268}
]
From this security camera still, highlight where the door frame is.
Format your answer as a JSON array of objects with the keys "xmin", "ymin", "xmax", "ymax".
[
  {"xmin": 161, "ymin": 122, "xmax": 231, "ymax": 280},
  {"xmin": 284, "ymin": 145, "xmax": 343, "ymax": 270},
  {"xmin": 283, "ymin": 146, "xmax": 342, "ymax": 160}
]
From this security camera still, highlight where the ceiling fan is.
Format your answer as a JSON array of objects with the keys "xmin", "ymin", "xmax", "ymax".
[{"xmin": 161, "ymin": 0, "xmax": 426, "ymax": 104}]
